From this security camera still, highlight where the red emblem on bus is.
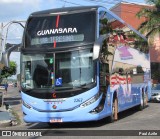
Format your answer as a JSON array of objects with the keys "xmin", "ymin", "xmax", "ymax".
[
  {"xmin": 52, "ymin": 105, "xmax": 57, "ymax": 109},
  {"xmin": 52, "ymin": 92, "xmax": 56, "ymax": 98}
]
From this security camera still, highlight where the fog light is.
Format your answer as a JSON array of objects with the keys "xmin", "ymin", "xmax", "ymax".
[{"xmin": 90, "ymin": 106, "xmax": 104, "ymax": 114}]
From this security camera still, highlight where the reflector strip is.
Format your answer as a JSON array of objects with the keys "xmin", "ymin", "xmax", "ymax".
[
  {"xmin": 54, "ymin": 40, "xmax": 56, "ymax": 48},
  {"xmin": 56, "ymin": 15, "xmax": 60, "ymax": 28},
  {"xmin": 53, "ymin": 15, "xmax": 60, "ymax": 48}
]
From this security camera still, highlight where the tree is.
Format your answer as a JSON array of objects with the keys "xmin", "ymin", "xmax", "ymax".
[
  {"xmin": 136, "ymin": 0, "xmax": 160, "ymax": 39},
  {"xmin": 136, "ymin": 0, "xmax": 160, "ymax": 84},
  {"xmin": 99, "ymin": 18, "xmax": 113, "ymax": 61},
  {"xmin": 0, "ymin": 61, "xmax": 17, "ymax": 81}
]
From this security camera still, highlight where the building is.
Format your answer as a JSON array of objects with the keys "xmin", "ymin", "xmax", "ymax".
[{"xmin": 110, "ymin": 1, "xmax": 153, "ymax": 30}]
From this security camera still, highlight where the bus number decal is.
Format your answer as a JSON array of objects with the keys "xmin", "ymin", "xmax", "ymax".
[{"xmin": 74, "ymin": 98, "xmax": 83, "ymax": 103}]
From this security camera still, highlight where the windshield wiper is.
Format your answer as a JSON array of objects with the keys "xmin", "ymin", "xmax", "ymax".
[{"xmin": 76, "ymin": 83, "xmax": 92, "ymax": 89}]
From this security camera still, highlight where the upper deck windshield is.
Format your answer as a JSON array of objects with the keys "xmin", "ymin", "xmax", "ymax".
[
  {"xmin": 21, "ymin": 48, "xmax": 95, "ymax": 91},
  {"xmin": 25, "ymin": 11, "xmax": 96, "ymax": 48}
]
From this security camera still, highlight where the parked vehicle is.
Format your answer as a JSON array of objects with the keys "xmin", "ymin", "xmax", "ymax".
[
  {"xmin": 151, "ymin": 84, "xmax": 160, "ymax": 102},
  {"xmin": 0, "ymin": 84, "xmax": 5, "ymax": 90}
]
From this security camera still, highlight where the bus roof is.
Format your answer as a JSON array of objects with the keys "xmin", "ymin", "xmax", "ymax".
[{"xmin": 31, "ymin": 6, "xmax": 99, "ymax": 16}]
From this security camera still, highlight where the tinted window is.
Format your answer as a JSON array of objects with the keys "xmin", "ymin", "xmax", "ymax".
[
  {"xmin": 99, "ymin": 10, "xmax": 149, "ymax": 74},
  {"xmin": 25, "ymin": 11, "xmax": 96, "ymax": 48}
]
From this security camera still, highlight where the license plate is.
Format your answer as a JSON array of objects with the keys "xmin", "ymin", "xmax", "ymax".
[{"xmin": 50, "ymin": 118, "xmax": 63, "ymax": 123}]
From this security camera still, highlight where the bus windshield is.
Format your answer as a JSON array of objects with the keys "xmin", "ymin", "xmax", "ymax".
[
  {"xmin": 21, "ymin": 48, "xmax": 95, "ymax": 90},
  {"xmin": 25, "ymin": 11, "xmax": 96, "ymax": 48}
]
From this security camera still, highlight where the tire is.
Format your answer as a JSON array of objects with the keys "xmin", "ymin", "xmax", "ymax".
[
  {"xmin": 108, "ymin": 98, "xmax": 118, "ymax": 122},
  {"xmin": 137, "ymin": 91, "xmax": 145, "ymax": 111}
]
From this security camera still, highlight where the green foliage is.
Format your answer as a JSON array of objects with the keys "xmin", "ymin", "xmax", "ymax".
[
  {"xmin": 137, "ymin": 66, "xmax": 144, "ymax": 73},
  {"xmin": 136, "ymin": 0, "xmax": 160, "ymax": 38},
  {"xmin": 100, "ymin": 18, "xmax": 113, "ymax": 35},
  {"xmin": 101, "ymin": 39, "xmax": 113, "ymax": 59},
  {"xmin": 127, "ymin": 31, "xmax": 149, "ymax": 53},
  {"xmin": 0, "ymin": 61, "xmax": 17, "ymax": 79},
  {"xmin": 99, "ymin": 18, "xmax": 113, "ymax": 60}
]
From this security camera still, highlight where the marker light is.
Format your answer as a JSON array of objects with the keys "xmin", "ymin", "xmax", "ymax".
[{"xmin": 50, "ymin": 12, "xmax": 68, "ymax": 15}]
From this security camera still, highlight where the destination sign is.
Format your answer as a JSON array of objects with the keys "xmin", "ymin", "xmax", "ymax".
[
  {"xmin": 25, "ymin": 11, "xmax": 95, "ymax": 48},
  {"xmin": 31, "ymin": 34, "xmax": 84, "ymax": 45}
]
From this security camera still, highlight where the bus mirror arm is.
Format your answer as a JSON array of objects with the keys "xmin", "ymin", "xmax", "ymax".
[
  {"xmin": 2, "ymin": 43, "xmax": 22, "ymax": 67},
  {"xmin": 93, "ymin": 35, "xmax": 107, "ymax": 61}
]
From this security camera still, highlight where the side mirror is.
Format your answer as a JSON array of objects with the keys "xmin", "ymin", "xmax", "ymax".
[
  {"xmin": 93, "ymin": 35, "xmax": 109, "ymax": 61},
  {"xmin": 93, "ymin": 37, "xmax": 103, "ymax": 61},
  {"xmin": 2, "ymin": 43, "xmax": 22, "ymax": 67}
]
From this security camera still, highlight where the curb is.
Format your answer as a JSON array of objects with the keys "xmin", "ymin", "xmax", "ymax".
[{"xmin": 0, "ymin": 120, "xmax": 11, "ymax": 128}]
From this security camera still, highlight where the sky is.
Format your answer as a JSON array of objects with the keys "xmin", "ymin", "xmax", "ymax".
[
  {"xmin": 0, "ymin": 0, "xmax": 147, "ymax": 79},
  {"xmin": 0, "ymin": 0, "xmax": 147, "ymax": 22}
]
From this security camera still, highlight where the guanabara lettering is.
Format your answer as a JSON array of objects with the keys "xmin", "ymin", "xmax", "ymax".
[{"xmin": 37, "ymin": 28, "xmax": 77, "ymax": 36}]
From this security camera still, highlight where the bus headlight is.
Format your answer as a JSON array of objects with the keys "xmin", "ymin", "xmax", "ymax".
[
  {"xmin": 80, "ymin": 92, "xmax": 101, "ymax": 108},
  {"xmin": 22, "ymin": 100, "xmax": 32, "ymax": 109},
  {"xmin": 89, "ymin": 93, "xmax": 105, "ymax": 114}
]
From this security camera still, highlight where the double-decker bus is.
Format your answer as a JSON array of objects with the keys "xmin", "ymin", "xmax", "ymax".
[{"xmin": 18, "ymin": 6, "xmax": 151, "ymax": 123}]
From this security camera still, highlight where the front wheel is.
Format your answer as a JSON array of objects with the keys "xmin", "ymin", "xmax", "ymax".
[{"xmin": 108, "ymin": 98, "xmax": 118, "ymax": 122}]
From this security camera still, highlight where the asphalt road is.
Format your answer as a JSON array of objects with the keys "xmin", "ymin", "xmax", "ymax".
[{"xmin": 1, "ymin": 87, "xmax": 160, "ymax": 138}]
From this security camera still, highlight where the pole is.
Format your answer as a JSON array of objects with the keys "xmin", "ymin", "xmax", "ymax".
[
  {"xmin": 0, "ymin": 21, "xmax": 25, "ymax": 69},
  {"xmin": 3, "ymin": 21, "xmax": 25, "ymax": 52},
  {"xmin": 0, "ymin": 23, "xmax": 4, "ymax": 74},
  {"xmin": 0, "ymin": 23, "xmax": 3, "ymax": 56}
]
